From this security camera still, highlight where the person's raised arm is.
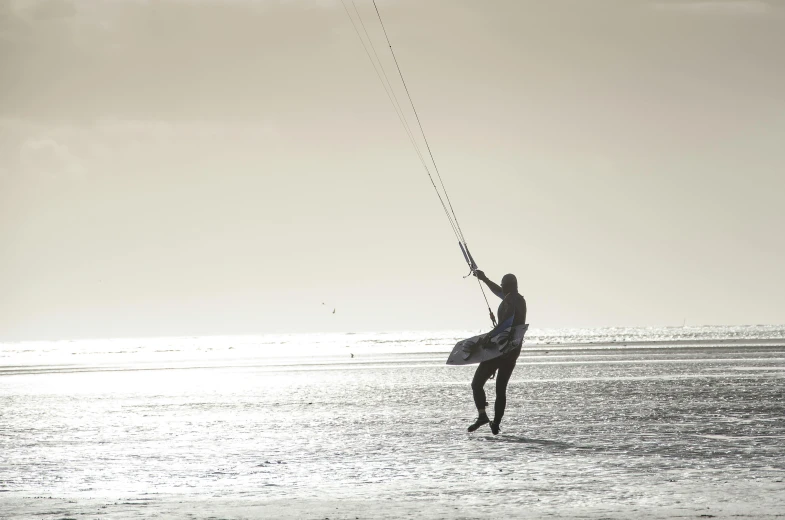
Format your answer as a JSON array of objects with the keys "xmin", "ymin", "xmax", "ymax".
[{"xmin": 474, "ymin": 270, "xmax": 504, "ymax": 299}]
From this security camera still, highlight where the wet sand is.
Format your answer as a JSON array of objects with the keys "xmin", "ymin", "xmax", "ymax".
[{"xmin": 1, "ymin": 339, "xmax": 784, "ymax": 519}]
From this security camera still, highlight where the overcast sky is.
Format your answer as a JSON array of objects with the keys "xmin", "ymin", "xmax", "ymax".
[{"xmin": 1, "ymin": 0, "xmax": 784, "ymax": 341}]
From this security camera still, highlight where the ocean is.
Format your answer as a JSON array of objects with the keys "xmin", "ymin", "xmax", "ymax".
[{"xmin": 1, "ymin": 325, "xmax": 784, "ymax": 519}]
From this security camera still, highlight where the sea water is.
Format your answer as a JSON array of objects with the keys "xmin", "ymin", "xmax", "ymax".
[{"xmin": 1, "ymin": 326, "xmax": 784, "ymax": 518}]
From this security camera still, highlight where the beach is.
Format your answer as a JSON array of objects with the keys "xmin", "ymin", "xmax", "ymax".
[{"xmin": 2, "ymin": 327, "xmax": 784, "ymax": 519}]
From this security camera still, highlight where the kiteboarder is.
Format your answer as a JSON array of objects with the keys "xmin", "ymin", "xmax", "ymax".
[
  {"xmin": 467, "ymin": 270, "xmax": 527, "ymax": 435},
  {"xmin": 340, "ymin": 0, "xmax": 529, "ymax": 434}
]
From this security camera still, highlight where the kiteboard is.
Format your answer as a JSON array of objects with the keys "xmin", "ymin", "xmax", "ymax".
[{"xmin": 446, "ymin": 323, "xmax": 528, "ymax": 366}]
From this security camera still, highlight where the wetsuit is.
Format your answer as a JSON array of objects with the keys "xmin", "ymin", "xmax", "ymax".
[{"xmin": 471, "ymin": 283, "xmax": 527, "ymax": 423}]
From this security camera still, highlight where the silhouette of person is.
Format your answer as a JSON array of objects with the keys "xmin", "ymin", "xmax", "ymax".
[{"xmin": 467, "ymin": 270, "xmax": 527, "ymax": 435}]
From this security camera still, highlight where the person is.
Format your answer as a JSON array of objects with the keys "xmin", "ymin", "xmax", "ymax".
[{"xmin": 467, "ymin": 270, "xmax": 527, "ymax": 435}]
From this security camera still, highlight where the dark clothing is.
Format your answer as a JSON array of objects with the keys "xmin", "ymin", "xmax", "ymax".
[
  {"xmin": 489, "ymin": 288, "xmax": 527, "ymax": 328},
  {"xmin": 472, "ymin": 287, "xmax": 527, "ymax": 423},
  {"xmin": 471, "ymin": 346, "xmax": 521, "ymax": 422}
]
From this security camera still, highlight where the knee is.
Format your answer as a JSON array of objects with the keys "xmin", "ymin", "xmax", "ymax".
[{"xmin": 471, "ymin": 378, "xmax": 484, "ymax": 393}]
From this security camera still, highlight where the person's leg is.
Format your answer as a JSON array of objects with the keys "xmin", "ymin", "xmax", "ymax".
[
  {"xmin": 468, "ymin": 360, "xmax": 498, "ymax": 432},
  {"xmin": 491, "ymin": 350, "xmax": 521, "ymax": 433},
  {"xmin": 471, "ymin": 360, "xmax": 497, "ymax": 412}
]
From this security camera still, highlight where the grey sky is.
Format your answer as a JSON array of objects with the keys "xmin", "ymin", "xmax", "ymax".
[{"xmin": 1, "ymin": 0, "xmax": 784, "ymax": 340}]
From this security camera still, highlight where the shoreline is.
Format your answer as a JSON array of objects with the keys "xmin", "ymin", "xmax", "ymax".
[{"xmin": 2, "ymin": 339, "xmax": 784, "ymax": 377}]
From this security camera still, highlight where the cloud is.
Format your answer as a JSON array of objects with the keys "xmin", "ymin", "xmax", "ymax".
[
  {"xmin": 19, "ymin": 138, "xmax": 85, "ymax": 179},
  {"xmin": 0, "ymin": 0, "xmax": 346, "ymax": 122},
  {"xmin": 93, "ymin": 119, "xmax": 278, "ymax": 140},
  {"xmin": 1, "ymin": 117, "xmax": 279, "ymax": 188},
  {"xmin": 650, "ymin": 0, "xmax": 772, "ymax": 15},
  {"xmin": 27, "ymin": 0, "xmax": 77, "ymax": 21}
]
